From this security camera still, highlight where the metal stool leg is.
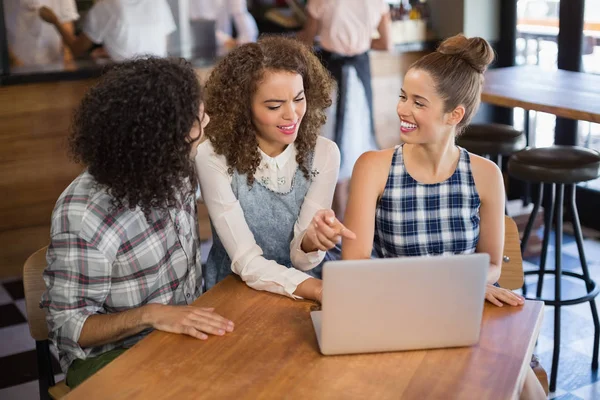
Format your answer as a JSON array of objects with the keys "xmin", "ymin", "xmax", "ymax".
[
  {"xmin": 549, "ymin": 184, "xmax": 564, "ymax": 393},
  {"xmin": 569, "ymin": 184, "xmax": 600, "ymax": 369},
  {"xmin": 537, "ymin": 184, "xmax": 556, "ymax": 298},
  {"xmin": 36, "ymin": 340, "xmax": 55, "ymax": 400},
  {"xmin": 521, "ymin": 184, "xmax": 544, "ymax": 296}
]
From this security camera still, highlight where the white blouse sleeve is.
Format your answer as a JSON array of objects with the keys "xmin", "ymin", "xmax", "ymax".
[
  {"xmin": 195, "ymin": 140, "xmax": 313, "ymax": 299},
  {"xmin": 290, "ymin": 137, "xmax": 341, "ymax": 271}
]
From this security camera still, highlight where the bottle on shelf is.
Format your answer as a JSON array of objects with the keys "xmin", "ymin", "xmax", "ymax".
[
  {"xmin": 418, "ymin": 0, "xmax": 431, "ymax": 22},
  {"xmin": 407, "ymin": 0, "xmax": 422, "ymax": 20}
]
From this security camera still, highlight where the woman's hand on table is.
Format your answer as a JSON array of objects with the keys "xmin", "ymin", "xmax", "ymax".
[
  {"xmin": 315, "ymin": 280, "xmax": 323, "ymax": 303},
  {"xmin": 302, "ymin": 209, "xmax": 356, "ymax": 252},
  {"xmin": 145, "ymin": 304, "xmax": 234, "ymax": 340},
  {"xmin": 485, "ymin": 284, "xmax": 525, "ymax": 307},
  {"xmin": 294, "ymin": 278, "xmax": 324, "ymax": 303}
]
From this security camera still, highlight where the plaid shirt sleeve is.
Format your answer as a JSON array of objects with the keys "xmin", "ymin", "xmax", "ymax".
[{"xmin": 41, "ymin": 232, "xmax": 113, "ymax": 363}]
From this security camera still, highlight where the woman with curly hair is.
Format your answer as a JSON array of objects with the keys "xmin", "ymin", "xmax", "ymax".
[
  {"xmin": 41, "ymin": 57, "xmax": 234, "ymax": 389},
  {"xmin": 196, "ymin": 36, "xmax": 355, "ymax": 302}
]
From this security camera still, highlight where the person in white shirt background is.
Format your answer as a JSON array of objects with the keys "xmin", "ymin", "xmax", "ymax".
[
  {"xmin": 189, "ymin": 0, "xmax": 258, "ymax": 50},
  {"xmin": 38, "ymin": 0, "xmax": 176, "ymax": 62},
  {"xmin": 4, "ymin": 0, "xmax": 78, "ymax": 67},
  {"xmin": 196, "ymin": 36, "xmax": 355, "ymax": 302},
  {"xmin": 298, "ymin": 0, "xmax": 392, "ymax": 219}
]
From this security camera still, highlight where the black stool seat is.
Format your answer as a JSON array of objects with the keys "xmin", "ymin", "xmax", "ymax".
[
  {"xmin": 459, "ymin": 124, "xmax": 526, "ymax": 216},
  {"xmin": 458, "ymin": 123, "xmax": 526, "ymax": 155},
  {"xmin": 509, "ymin": 144, "xmax": 600, "ymax": 392},
  {"xmin": 509, "ymin": 145, "xmax": 600, "ymax": 184}
]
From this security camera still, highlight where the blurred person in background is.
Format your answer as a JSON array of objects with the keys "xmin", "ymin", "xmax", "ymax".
[
  {"xmin": 4, "ymin": 0, "xmax": 78, "ymax": 67},
  {"xmin": 298, "ymin": 0, "xmax": 392, "ymax": 219},
  {"xmin": 189, "ymin": 0, "xmax": 258, "ymax": 50},
  {"xmin": 38, "ymin": 0, "xmax": 176, "ymax": 62}
]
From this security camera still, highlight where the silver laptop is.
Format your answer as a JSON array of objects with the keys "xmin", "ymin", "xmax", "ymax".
[{"xmin": 311, "ymin": 253, "xmax": 489, "ymax": 355}]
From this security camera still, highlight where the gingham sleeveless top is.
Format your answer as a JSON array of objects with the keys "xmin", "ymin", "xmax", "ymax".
[{"xmin": 374, "ymin": 145, "xmax": 481, "ymax": 258}]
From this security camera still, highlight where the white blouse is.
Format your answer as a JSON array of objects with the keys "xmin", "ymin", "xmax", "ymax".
[{"xmin": 195, "ymin": 136, "xmax": 340, "ymax": 298}]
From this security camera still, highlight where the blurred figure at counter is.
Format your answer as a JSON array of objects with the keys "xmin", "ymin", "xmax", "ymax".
[
  {"xmin": 38, "ymin": 0, "xmax": 176, "ymax": 61},
  {"xmin": 248, "ymin": 0, "xmax": 306, "ymax": 33},
  {"xmin": 4, "ymin": 0, "xmax": 78, "ymax": 67},
  {"xmin": 189, "ymin": 0, "xmax": 258, "ymax": 50},
  {"xmin": 298, "ymin": 0, "xmax": 392, "ymax": 219}
]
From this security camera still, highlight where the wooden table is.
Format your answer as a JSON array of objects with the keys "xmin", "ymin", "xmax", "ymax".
[
  {"xmin": 66, "ymin": 276, "xmax": 544, "ymax": 400},
  {"xmin": 482, "ymin": 66, "xmax": 600, "ymax": 124}
]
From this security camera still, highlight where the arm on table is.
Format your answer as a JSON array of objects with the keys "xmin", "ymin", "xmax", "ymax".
[
  {"xmin": 42, "ymin": 234, "xmax": 232, "ymax": 356},
  {"xmin": 471, "ymin": 154, "xmax": 524, "ymax": 307}
]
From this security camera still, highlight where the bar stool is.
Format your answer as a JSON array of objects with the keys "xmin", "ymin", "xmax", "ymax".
[
  {"xmin": 458, "ymin": 123, "xmax": 526, "ymax": 164},
  {"xmin": 508, "ymin": 145, "xmax": 600, "ymax": 392},
  {"xmin": 457, "ymin": 123, "xmax": 526, "ymax": 214}
]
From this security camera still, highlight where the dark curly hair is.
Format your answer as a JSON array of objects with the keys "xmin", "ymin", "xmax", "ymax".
[
  {"xmin": 204, "ymin": 35, "xmax": 335, "ymax": 185},
  {"xmin": 70, "ymin": 57, "xmax": 202, "ymax": 215}
]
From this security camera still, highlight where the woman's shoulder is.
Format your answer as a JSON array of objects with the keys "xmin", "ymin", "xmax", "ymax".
[
  {"xmin": 354, "ymin": 147, "xmax": 397, "ymax": 177},
  {"xmin": 359, "ymin": 146, "xmax": 396, "ymax": 165},
  {"xmin": 348, "ymin": 148, "xmax": 396, "ymax": 198},
  {"xmin": 197, "ymin": 138, "xmax": 216, "ymax": 158},
  {"xmin": 196, "ymin": 138, "xmax": 228, "ymax": 171},
  {"xmin": 466, "ymin": 150, "xmax": 503, "ymax": 197},
  {"xmin": 466, "ymin": 151, "xmax": 502, "ymax": 177},
  {"xmin": 315, "ymin": 136, "xmax": 339, "ymax": 154},
  {"xmin": 313, "ymin": 136, "xmax": 339, "ymax": 161}
]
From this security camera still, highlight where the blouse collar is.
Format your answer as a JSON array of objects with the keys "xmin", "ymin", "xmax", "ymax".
[{"xmin": 258, "ymin": 143, "xmax": 296, "ymax": 171}]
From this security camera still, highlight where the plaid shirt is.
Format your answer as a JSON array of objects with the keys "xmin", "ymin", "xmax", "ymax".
[
  {"xmin": 41, "ymin": 171, "xmax": 203, "ymax": 372},
  {"xmin": 374, "ymin": 145, "xmax": 481, "ymax": 258}
]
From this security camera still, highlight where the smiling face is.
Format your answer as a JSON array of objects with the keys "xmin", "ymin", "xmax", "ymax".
[
  {"xmin": 251, "ymin": 69, "xmax": 307, "ymax": 157},
  {"xmin": 397, "ymin": 68, "xmax": 464, "ymax": 145}
]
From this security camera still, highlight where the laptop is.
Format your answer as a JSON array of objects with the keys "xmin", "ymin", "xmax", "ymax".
[{"xmin": 311, "ymin": 253, "xmax": 489, "ymax": 355}]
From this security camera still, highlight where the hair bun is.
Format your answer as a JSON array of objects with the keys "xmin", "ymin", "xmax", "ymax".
[{"xmin": 437, "ymin": 34, "xmax": 495, "ymax": 73}]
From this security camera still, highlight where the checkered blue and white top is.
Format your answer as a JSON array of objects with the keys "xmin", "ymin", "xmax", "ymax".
[{"xmin": 374, "ymin": 145, "xmax": 481, "ymax": 258}]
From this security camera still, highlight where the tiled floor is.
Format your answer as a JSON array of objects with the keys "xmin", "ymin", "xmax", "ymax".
[
  {"xmin": 521, "ymin": 233, "xmax": 600, "ymax": 400},
  {"xmin": 2, "ymin": 237, "xmax": 600, "ymax": 399},
  {"xmin": 0, "ymin": 277, "xmax": 63, "ymax": 400},
  {"xmin": 0, "ymin": 241, "xmax": 212, "ymax": 399}
]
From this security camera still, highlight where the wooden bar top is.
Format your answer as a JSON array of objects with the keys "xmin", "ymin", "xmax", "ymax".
[
  {"xmin": 482, "ymin": 66, "xmax": 600, "ymax": 123},
  {"xmin": 67, "ymin": 276, "xmax": 543, "ymax": 400}
]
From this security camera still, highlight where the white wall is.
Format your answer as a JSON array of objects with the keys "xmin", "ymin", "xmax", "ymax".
[
  {"xmin": 427, "ymin": 0, "xmax": 464, "ymax": 39},
  {"xmin": 427, "ymin": 0, "xmax": 500, "ymax": 42},
  {"xmin": 463, "ymin": 0, "xmax": 500, "ymax": 42}
]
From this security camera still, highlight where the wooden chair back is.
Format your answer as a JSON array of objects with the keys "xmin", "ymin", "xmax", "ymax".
[{"xmin": 498, "ymin": 216, "xmax": 524, "ymax": 290}]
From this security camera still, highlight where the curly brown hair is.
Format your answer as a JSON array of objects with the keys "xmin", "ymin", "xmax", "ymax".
[
  {"xmin": 70, "ymin": 57, "xmax": 202, "ymax": 215},
  {"xmin": 204, "ymin": 35, "xmax": 335, "ymax": 185}
]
